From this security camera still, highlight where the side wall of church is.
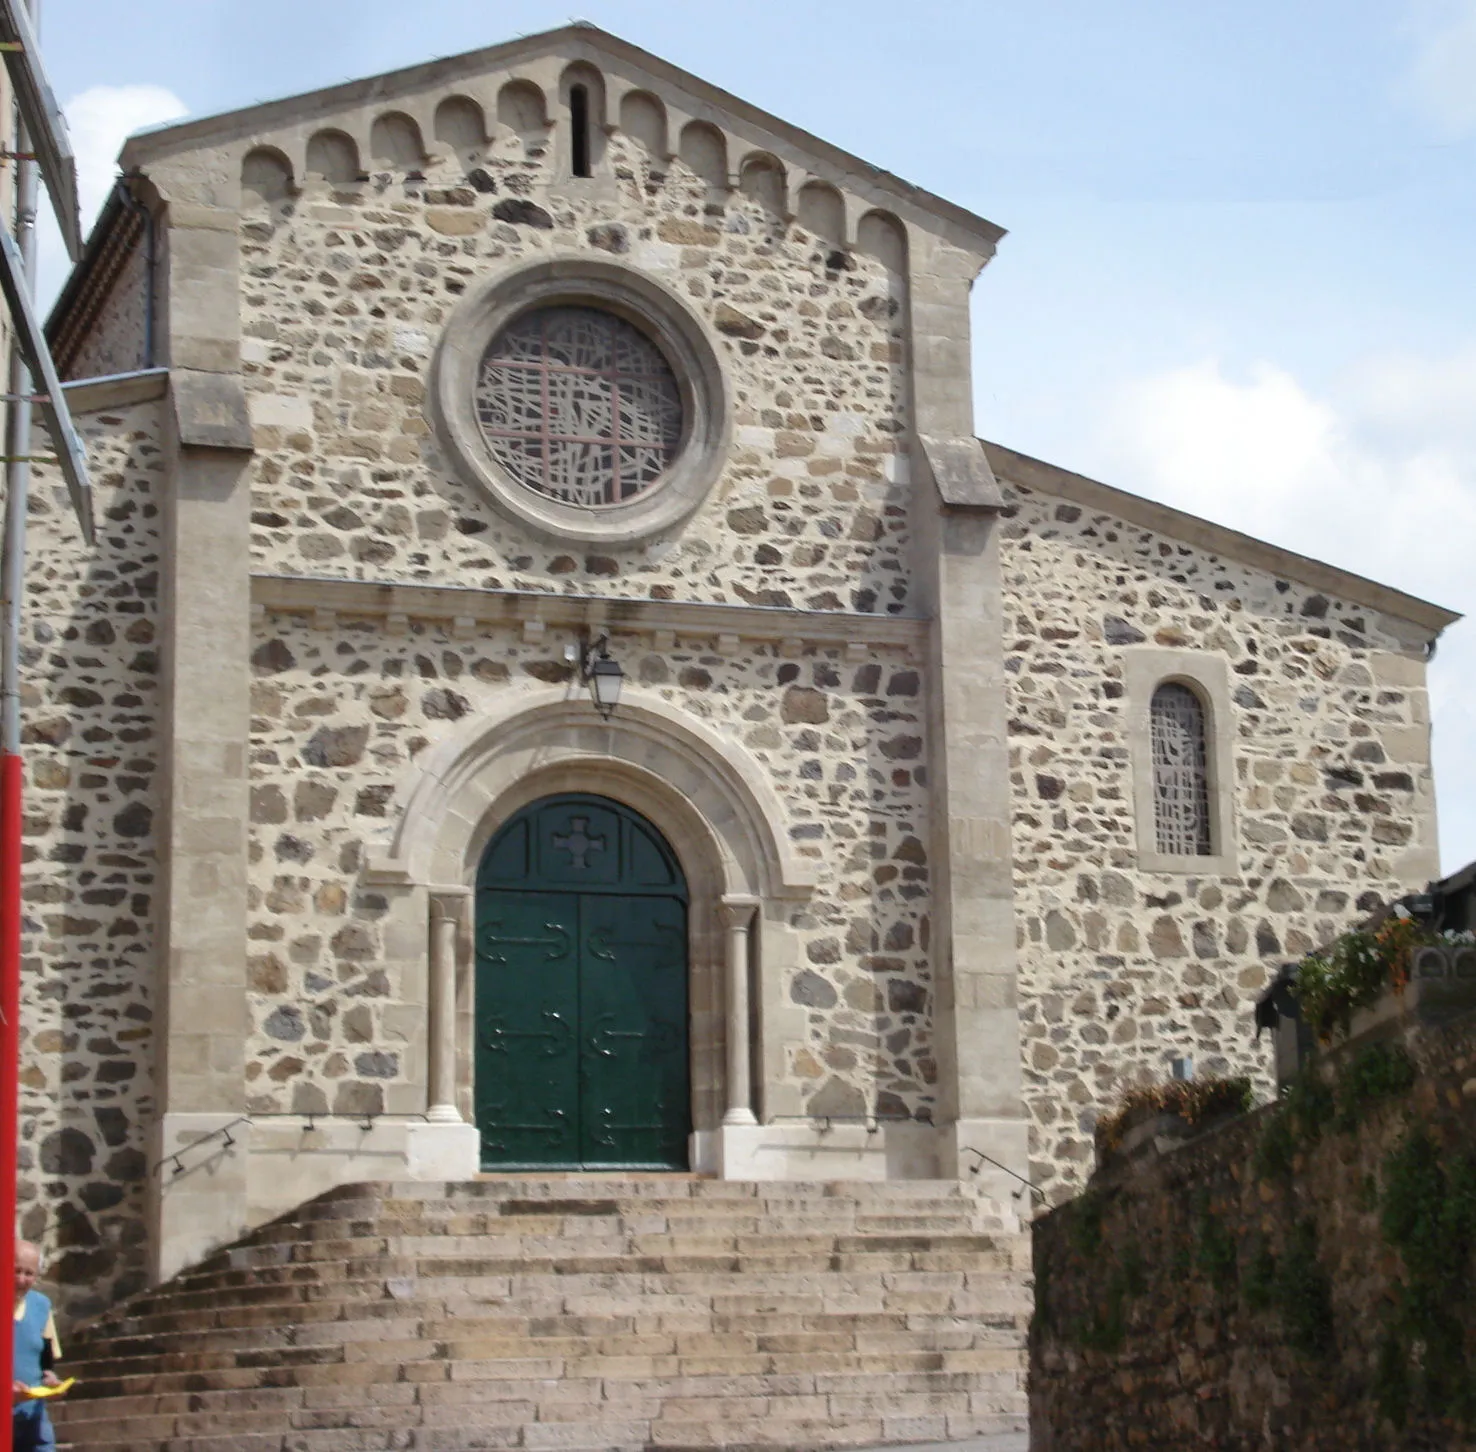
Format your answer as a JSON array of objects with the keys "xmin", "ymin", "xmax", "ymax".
[
  {"xmin": 18, "ymin": 399, "xmax": 163, "ymax": 1318},
  {"xmin": 996, "ymin": 469, "xmax": 1439, "ymax": 1198},
  {"xmin": 60, "ymin": 242, "xmax": 153, "ymax": 383}
]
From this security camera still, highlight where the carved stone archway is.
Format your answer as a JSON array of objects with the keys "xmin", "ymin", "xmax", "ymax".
[{"xmin": 364, "ymin": 688, "xmax": 815, "ymax": 1166}]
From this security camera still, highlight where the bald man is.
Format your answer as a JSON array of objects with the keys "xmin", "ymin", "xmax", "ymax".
[{"xmin": 12, "ymin": 1241, "xmax": 60, "ymax": 1452}]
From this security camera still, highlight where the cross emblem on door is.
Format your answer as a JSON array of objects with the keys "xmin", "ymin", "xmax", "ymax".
[{"xmin": 552, "ymin": 816, "xmax": 606, "ymax": 870}]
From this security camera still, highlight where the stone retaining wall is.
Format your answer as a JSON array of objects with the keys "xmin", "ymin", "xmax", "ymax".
[{"xmin": 1030, "ymin": 1007, "xmax": 1476, "ymax": 1449}]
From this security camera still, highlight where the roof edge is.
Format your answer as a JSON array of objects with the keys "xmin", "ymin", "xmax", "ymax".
[
  {"xmin": 45, "ymin": 183, "xmax": 129, "ymax": 352},
  {"xmin": 117, "ymin": 23, "xmax": 1004, "ymax": 249},
  {"xmin": 981, "ymin": 439, "xmax": 1461, "ymax": 639}
]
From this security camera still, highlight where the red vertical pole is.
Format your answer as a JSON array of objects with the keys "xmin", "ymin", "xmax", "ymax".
[
  {"xmin": 0, "ymin": 754, "xmax": 19, "ymax": 1452},
  {"xmin": 0, "ymin": 6, "xmax": 41, "ymax": 1442}
]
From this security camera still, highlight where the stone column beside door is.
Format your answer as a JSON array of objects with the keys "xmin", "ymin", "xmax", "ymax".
[
  {"xmin": 406, "ymin": 886, "xmax": 480, "ymax": 1177},
  {"xmin": 720, "ymin": 895, "xmax": 759, "ymax": 1128}
]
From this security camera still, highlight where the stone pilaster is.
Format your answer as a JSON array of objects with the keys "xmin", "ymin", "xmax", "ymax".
[
  {"xmin": 148, "ymin": 201, "xmax": 257, "ymax": 1282},
  {"xmin": 909, "ymin": 230, "xmax": 1029, "ymax": 1192}
]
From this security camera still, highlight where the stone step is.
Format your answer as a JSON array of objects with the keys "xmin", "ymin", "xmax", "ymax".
[
  {"xmin": 185, "ymin": 1228, "xmax": 1016, "ymax": 1268},
  {"xmin": 252, "ymin": 1182, "xmax": 1012, "ymax": 1217},
  {"xmin": 61, "ymin": 1331, "xmax": 1028, "ymax": 1385},
  {"xmin": 53, "ymin": 1362, "xmax": 1025, "ymax": 1424},
  {"xmin": 111, "ymin": 1251, "xmax": 1028, "ymax": 1321},
  {"xmin": 154, "ymin": 1251, "xmax": 1022, "ymax": 1295},
  {"xmin": 92, "ymin": 1250, "xmax": 1027, "ymax": 1305},
  {"xmin": 54, "ymin": 1179, "xmax": 1029, "ymax": 1452},
  {"xmin": 64, "ymin": 1316, "xmax": 1030, "ymax": 1371},
  {"xmin": 430, "ymin": 1189, "xmax": 999, "ymax": 1208},
  {"xmin": 61, "ymin": 1317, "xmax": 1031, "ymax": 1380},
  {"xmin": 195, "ymin": 1217, "xmax": 1014, "ymax": 1269},
  {"xmin": 227, "ymin": 1203, "xmax": 1012, "ymax": 1243},
  {"xmin": 79, "ymin": 1304, "xmax": 1026, "ymax": 1352},
  {"xmin": 69, "ymin": 1296, "xmax": 1032, "ymax": 1370},
  {"xmin": 69, "ymin": 1295, "xmax": 1028, "ymax": 1356},
  {"xmin": 62, "ymin": 1414, "xmax": 1031, "ymax": 1452}
]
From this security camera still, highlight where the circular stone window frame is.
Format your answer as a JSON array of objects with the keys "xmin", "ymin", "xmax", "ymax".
[{"xmin": 430, "ymin": 256, "xmax": 732, "ymax": 547}]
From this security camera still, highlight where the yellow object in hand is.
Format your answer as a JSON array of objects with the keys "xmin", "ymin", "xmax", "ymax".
[{"xmin": 23, "ymin": 1378, "xmax": 74, "ymax": 1399}]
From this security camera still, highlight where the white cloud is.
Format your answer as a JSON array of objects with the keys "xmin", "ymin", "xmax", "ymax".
[
  {"xmin": 1099, "ymin": 351, "xmax": 1476, "ymax": 875},
  {"xmin": 64, "ymin": 84, "xmax": 190, "ymax": 229},
  {"xmin": 36, "ymin": 84, "xmax": 188, "ymax": 308},
  {"xmin": 1399, "ymin": 0, "xmax": 1476, "ymax": 138}
]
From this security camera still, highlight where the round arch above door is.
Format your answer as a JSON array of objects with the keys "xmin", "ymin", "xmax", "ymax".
[{"xmin": 474, "ymin": 793, "xmax": 690, "ymax": 1170}]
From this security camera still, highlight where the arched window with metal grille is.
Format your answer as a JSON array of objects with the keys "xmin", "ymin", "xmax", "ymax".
[{"xmin": 1150, "ymin": 682, "xmax": 1212, "ymax": 856}]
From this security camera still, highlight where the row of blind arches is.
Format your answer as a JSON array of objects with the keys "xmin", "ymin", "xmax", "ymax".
[{"xmin": 239, "ymin": 67, "xmax": 908, "ymax": 264}]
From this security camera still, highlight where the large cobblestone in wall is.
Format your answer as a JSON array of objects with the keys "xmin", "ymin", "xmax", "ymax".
[
  {"xmin": 247, "ymin": 613, "xmax": 935, "ymax": 1120},
  {"xmin": 18, "ymin": 402, "xmax": 162, "ymax": 1324},
  {"xmin": 999, "ymin": 477, "xmax": 1435, "ymax": 1201}
]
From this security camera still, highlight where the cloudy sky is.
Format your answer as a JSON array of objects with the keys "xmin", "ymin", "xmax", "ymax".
[{"xmin": 34, "ymin": 0, "xmax": 1476, "ymax": 872}]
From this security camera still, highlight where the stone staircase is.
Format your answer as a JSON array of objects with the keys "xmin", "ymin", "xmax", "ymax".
[{"xmin": 52, "ymin": 1178, "xmax": 1031, "ymax": 1452}]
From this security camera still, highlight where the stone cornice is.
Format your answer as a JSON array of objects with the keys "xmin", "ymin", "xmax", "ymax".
[
  {"xmin": 58, "ymin": 367, "xmax": 169, "ymax": 416},
  {"xmin": 250, "ymin": 573, "xmax": 927, "ymax": 658},
  {"xmin": 982, "ymin": 439, "xmax": 1461, "ymax": 640}
]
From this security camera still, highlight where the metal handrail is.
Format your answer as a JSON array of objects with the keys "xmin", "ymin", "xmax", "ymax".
[
  {"xmin": 766, "ymin": 1113, "xmax": 914, "ymax": 1135},
  {"xmin": 961, "ymin": 1147, "xmax": 1048, "ymax": 1204},
  {"xmin": 147, "ymin": 1111, "xmax": 432, "ymax": 1178},
  {"xmin": 248, "ymin": 1110, "xmax": 409, "ymax": 1134},
  {"xmin": 149, "ymin": 1116, "xmax": 251, "ymax": 1179}
]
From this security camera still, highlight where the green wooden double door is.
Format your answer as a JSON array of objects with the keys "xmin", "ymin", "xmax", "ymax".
[{"xmin": 475, "ymin": 793, "xmax": 690, "ymax": 1169}]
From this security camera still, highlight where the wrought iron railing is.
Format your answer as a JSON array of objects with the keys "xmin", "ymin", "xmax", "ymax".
[
  {"xmin": 961, "ymin": 1146, "xmax": 1047, "ymax": 1204},
  {"xmin": 147, "ymin": 1110, "xmax": 431, "ymax": 1178},
  {"xmin": 766, "ymin": 1113, "xmax": 914, "ymax": 1135}
]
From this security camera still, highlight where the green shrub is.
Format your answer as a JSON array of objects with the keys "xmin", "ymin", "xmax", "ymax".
[{"xmin": 1294, "ymin": 916, "xmax": 1436, "ymax": 1042}]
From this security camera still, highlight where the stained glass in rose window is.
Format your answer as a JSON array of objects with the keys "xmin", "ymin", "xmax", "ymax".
[{"xmin": 475, "ymin": 306, "xmax": 684, "ymax": 507}]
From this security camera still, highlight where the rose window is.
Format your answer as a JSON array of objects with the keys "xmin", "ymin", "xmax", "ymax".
[{"xmin": 474, "ymin": 305, "xmax": 684, "ymax": 507}]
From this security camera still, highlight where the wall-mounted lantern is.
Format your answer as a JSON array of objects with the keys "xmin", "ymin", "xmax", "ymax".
[{"xmin": 581, "ymin": 635, "xmax": 624, "ymax": 719}]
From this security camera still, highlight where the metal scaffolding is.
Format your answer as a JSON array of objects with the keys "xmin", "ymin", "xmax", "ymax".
[{"xmin": 0, "ymin": 3, "xmax": 86, "ymax": 1445}]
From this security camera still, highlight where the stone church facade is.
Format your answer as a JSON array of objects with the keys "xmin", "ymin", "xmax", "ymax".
[{"xmin": 18, "ymin": 25, "xmax": 1453, "ymax": 1318}]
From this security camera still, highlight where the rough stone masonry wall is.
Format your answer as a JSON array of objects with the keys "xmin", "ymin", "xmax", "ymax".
[
  {"xmin": 1030, "ymin": 1009, "xmax": 1476, "ymax": 1451},
  {"xmin": 17, "ymin": 400, "xmax": 163, "ymax": 1321},
  {"xmin": 238, "ymin": 123, "xmax": 912, "ymax": 613},
  {"xmin": 62, "ymin": 241, "xmax": 151, "ymax": 383},
  {"xmin": 998, "ymin": 473, "xmax": 1435, "ymax": 1200},
  {"xmin": 247, "ymin": 612, "xmax": 935, "ymax": 1124},
  {"xmin": 231, "ymin": 100, "xmax": 930, "ymax": 1122}
]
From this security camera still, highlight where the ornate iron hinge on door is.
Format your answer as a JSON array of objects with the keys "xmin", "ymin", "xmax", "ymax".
[
  {"xmin": 478, "ymin": 920, "xmax": 572, "ymax": 962},
  {"xmin": 480, "ymin": 1010, "xmax": 575, "ymax": 1056}
]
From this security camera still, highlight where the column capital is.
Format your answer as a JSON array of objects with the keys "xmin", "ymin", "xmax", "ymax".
[
  {"xmin": 719, "ymin": 894, "xmax": 759, "ymax": 929},
  {"xmin": 428, "ymin": 885, "xmax": 472, "ymax": 921}
]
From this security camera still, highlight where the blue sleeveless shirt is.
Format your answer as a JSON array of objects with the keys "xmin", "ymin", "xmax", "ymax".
[
  {"xmin": 14, "ymin": 1289, "xmax": 54, "ymax": 1388},
  {"xmin": 13, "ymin": 1290, "xmax": 57, "ymax": 1448}
]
